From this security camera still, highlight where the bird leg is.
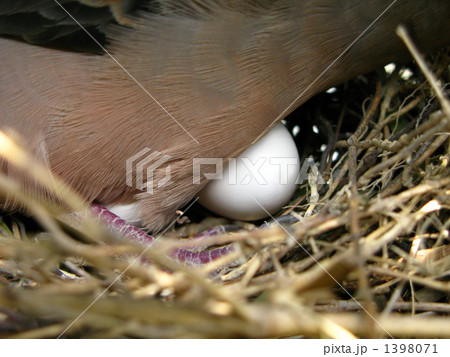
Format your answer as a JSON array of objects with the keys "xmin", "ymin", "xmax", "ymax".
[{"xmin": 91, "ymin": 203, "xmax": 236, "ymax": 265}]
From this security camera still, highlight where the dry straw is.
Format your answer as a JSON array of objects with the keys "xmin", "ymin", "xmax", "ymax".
[{"xmin": 0, "ymin": 28, "xmax": 448, "ymax": 338}]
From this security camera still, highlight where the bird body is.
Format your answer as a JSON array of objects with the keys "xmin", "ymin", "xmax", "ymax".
[{"xmin": 1, "ymin": 0, "xmax": 449, "ymax": 230}]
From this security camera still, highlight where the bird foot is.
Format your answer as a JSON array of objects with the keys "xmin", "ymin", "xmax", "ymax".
[{"xmin": 91, "ymin": 203, "xmax": 236, "ymax": 265}]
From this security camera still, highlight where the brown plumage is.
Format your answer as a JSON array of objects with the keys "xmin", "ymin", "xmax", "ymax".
[{"xmin": 0, "ymin": 0, "xmax": 449, "ymax": 231}]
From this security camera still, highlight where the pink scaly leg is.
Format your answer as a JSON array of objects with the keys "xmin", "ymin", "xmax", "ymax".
[{"xmin": 90, "ymin": 203, "xmax": 235, "ymax": 265}]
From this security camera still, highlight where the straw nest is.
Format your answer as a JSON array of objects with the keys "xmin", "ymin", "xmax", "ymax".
[{"xmin": 0, "ymin": 31, "xmax": 448, "ymax": 338}]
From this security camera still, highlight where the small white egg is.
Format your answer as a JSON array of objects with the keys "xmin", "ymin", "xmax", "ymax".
[
  {"xmin": 107, "ymin": 203, "xmax": 141, "ymax": 223},
  {"xmin": 198, "ymin": 123, "xmax": 299, "ymax": 220}
]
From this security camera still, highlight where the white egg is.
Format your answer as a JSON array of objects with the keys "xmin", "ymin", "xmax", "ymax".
[
  {"xmin": 198, "ymin": 123, "xmax": 299, "ymax": 220},
  {"xmin": 107, "ymin": 203, "xmax": 141, "ymax": 223}
]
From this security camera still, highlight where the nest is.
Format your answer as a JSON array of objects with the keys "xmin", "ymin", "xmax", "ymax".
[{"xmin": 0, "ymin": 32, "xmax": 448, "ymax": 338}]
